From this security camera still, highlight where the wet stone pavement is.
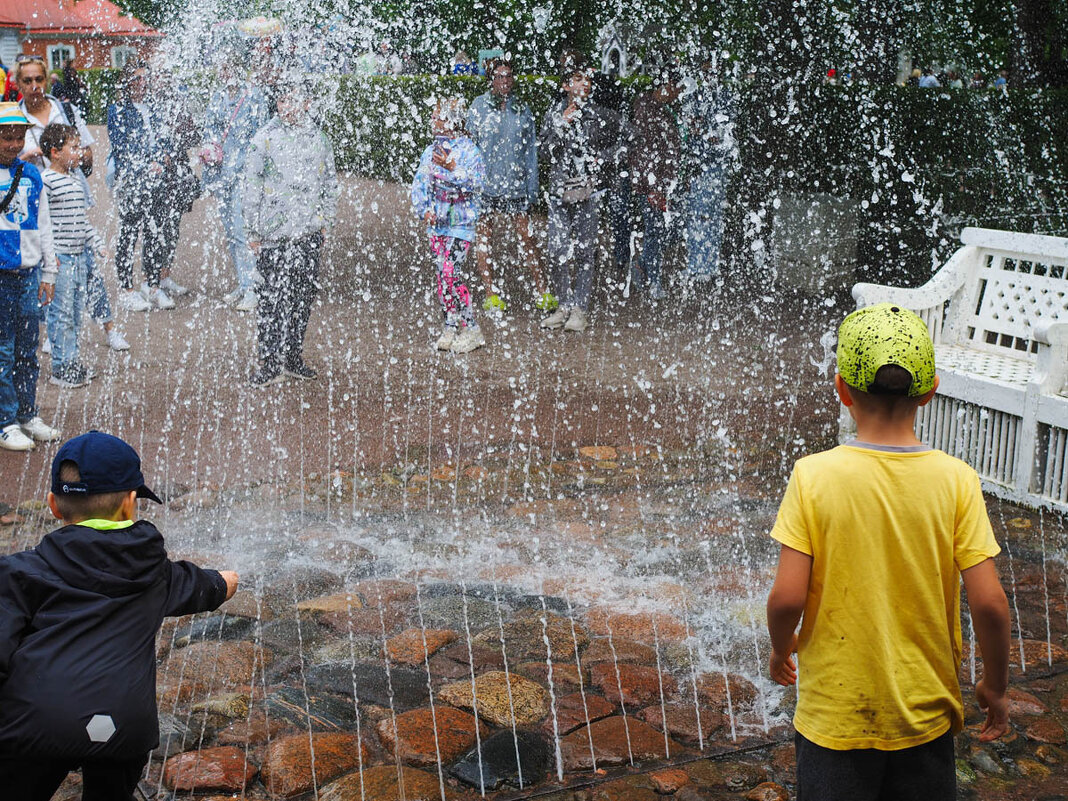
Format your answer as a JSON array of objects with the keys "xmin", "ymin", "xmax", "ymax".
[
  {"xmin": 1, "ymin": 166, "xmax": 1068, "ymax": 798},
  {"xmin": 4, "ymin": 448, "xmax": 1068, "ymax": 800}
]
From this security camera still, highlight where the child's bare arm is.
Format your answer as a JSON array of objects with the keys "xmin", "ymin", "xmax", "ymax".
[
  {"xmin": 766, "ymin": 544, "xmax": 812, "ymax": 685},
  {"xmin": 961, "ymin": 558, "xmax": 1010, "ymax": 741}
]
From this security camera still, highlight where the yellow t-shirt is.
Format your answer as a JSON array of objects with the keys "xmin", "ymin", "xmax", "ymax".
[{"xmin": 770, "ymin": 443, "xmax": 1000, "ymax": 751}]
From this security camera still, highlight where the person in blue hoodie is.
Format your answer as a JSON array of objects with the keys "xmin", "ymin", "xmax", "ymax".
[
  {"xmin": 411, "ymin": 96, "xmax": 487, "ymax": 354},
  {"xmin": 0, "ymin": 431, "xmax": 238, "ymax": 800}
]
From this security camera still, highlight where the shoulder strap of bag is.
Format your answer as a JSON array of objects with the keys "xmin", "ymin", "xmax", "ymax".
[
  {"xmin": 0, "ymin": 162, "xmax": 25, "ymax": 215},
  {"xmin": 60, "ymin": 98, "xmax": 76, "ymax": 126},
  {"xmin": 220, "ymin": 93, "xmax": 247, "ymax": 146}
]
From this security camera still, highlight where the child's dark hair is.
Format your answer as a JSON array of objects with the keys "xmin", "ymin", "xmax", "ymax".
[
  {"xmin": 558, "ymin": 49, "xmax": 590, "ymax": 82},
  {"xmin": 867, "ymin": 364, "xmax": 914, "ymax": 396},
  {"xmin": 847, "ymin": 365, "xmax": 926, "ymax": 416},
  {"xmin": 53, "ymin": 461, "xmax": 130, "ymax": 521},
  {"xmin": 39, "ymin": 123, "xmax": 78, "ymax": 161}
]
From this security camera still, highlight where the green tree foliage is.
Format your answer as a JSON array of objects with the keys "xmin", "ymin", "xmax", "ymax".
[{"xmin": 114, "ymin": 0, "xmax": 1066, "ymax": 86}]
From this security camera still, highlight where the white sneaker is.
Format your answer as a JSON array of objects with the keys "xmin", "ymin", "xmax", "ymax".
[
  {"xmin": 564, "ymin": 307, "xmax": 589, "ymax": 332},
  {"xmin": 41, "ymin": 336, "xmax": 51, "ymax": 354},
  {"xmin": 107, "ymin": 329, "xmax": 130, "ymax": 351},
  {"xmin": 0, "ymin": 423, "xmax": 34, "ymax": 451},
  {"xmin": 450, "ymin": 326, "xmax": 486, "ymax": 353},
  {"xmin": 119, "ymin": 290, "xmax": 152, "ymax": 312},
  {"xmin": 540, "ymin": 307, "xmax": 570, "ymax": 329},
  {"xmin": 222, "ymin": 287, "xmax": 243, "ymax": 305},
  {"xmin": 648, "ymin": 282, "xmax": 665, "ymax": 301},
  {"xmin": 234, "ymin": 289, "xmax": 258, "ymax": 312},
  {"xmin": 160, "ymin": 276, "xmax": 189, "ymax": 296},
  {"xmin": 436, "ymin": 327, "xmax": 457, "ymax": 351},
  {"xmin": 147, "ymin": 287, "xmax": 175, "ymax": 310},
  {"xmin": 20, "ymin": 416, "xmax": 60, "ymax": 442}
]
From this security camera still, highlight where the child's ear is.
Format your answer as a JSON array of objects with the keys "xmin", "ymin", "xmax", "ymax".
[
  {"xmin": 118, "ymin": 490, "xmax": 138, "ymax": 521},
  {"xmin": 46, "ymin": 491, "xmax": 63, "ymax": 520},
  {"xmin": 917, "ymin": 375, "xmax": 940, "ymax": 406},
  {"xmin": 834, "ymin": 373, "xmax": 854, "ymax": 407}
]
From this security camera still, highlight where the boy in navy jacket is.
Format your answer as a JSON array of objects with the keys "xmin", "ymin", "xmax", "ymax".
[{"xmin": 0, "ymin": 431, "xmax": 239, "ymax": 800}]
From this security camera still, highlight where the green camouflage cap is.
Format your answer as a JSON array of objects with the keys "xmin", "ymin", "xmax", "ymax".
[{"xmin": 836, "ymin": 303, "xmax": 936, "ymax": 396}]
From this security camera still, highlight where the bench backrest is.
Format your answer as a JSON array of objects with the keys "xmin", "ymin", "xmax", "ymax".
[{"xmin": 946, "ymin": 228, "xmax": 1068, "ymax": 358}]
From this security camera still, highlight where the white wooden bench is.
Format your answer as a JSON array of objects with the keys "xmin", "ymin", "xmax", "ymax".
[{"xmin": 841, "ymin": 227, "xmax": 1068, "ymax": 512}]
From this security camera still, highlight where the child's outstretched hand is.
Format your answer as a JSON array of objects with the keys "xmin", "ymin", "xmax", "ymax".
[
  {"xmin": 975, "ymin": 678, "xmax": 1009, "ymax": 741},
  {"xmin": 219, "ymin": 571, "xmax": 239, "ymax": 601},
  {"xmin": 769, "ymin": 633, "xmax": 798, "ymax": 685}
]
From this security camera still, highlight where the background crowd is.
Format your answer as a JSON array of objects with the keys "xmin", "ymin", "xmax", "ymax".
[{"xmin": 0, "ymin": 43, "xmax": 736, "ymax": 446}]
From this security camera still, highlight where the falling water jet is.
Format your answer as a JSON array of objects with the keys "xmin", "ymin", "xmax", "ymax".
[
  {"xmin": 343, "ymin": 604, "xmax": 369, "ymax": 799},
  {"xmin": 563, "ymin": 591, "xmax": 597, "ymax": 773},
  {"xmin": 374, "ymin": 582, "xmax": 412, "ymax": 801},
  {"xmin": 1038, "ymin": 508, "xmax": 1053, "ymax": 667},
  {"xmin": 491, "ymin": 580, "xmax": 526, "ymax": 790},
  {"xmin": 459, "ymin": 581, "xmax": 487, "ymax": 796},
  {"xmin": 289, "ymin": 577, "xmax": 324, "ymax": 797},
  {"xmin": 995, "ymin": 505, "xmax": 1028, "ymax": 671},
  {"xmin": 602, "ymin": 617, "xmax": 635, "ymax": 767},
  {"xmin": 716, "ymin": 631, "xmax": 738, "ymax": 743},
  {"xmin": 412, "ymin": 581, "xmax": 449, "ymax": 801},
  {"xmin": 537, "ymin": 590, "xmax": 565, "ymax": 783},
  {"xmin": 680, "ymin": 598, "xmax": 706, "ymax": 752},
  {"xmin": 650, "ymin": 612, "xmax": 670, "ymax": 760}
]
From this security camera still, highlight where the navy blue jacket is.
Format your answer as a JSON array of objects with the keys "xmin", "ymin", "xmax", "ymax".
[
  {"xmin": 0, "ymin": 520, "xmax": 227, "ymax": 758},
  {"xmin": 106, "ymin": 101, "xmax": 160, "ymax": 179}
]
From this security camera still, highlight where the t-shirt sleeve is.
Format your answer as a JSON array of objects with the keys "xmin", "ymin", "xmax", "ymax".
[
  {"xmin": 954, "ymin": 468, "xmax": 1001, "ymax": 570},
  {"xmin": 770, "ymin": 464, "xmax": 813, "ymax": 556}
]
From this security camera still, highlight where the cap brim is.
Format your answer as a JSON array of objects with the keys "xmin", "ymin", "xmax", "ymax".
[{"xmin": 136, "ymin": 485, "xmax": 163, "ymax": 504}]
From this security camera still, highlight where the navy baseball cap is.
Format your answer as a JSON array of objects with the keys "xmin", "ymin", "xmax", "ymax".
[{"xmin": 51, "ymin": 431, "xmax": 162, "ymax": 504}]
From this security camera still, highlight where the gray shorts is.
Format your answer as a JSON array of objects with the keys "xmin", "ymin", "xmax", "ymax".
[{"xmin": 481, "ymin": 196, "xmax": 529, "ymax": 215}]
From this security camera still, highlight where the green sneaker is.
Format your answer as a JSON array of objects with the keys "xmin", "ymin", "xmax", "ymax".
[
  {"xmin": 482, "ymin": 294, "xmax": 508, "ymax": 312},
  {"xmin": 535, "ymin": 292, "xmax": 559, "ymax": 311}
]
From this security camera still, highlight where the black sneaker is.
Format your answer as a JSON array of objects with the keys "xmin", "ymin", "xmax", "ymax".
[
  {"xmin": 284, "ymin": 361, "xmax": 318, "ymax": 381},
  {"xmin": 49, "ymin": 363, "xmax": 89, "ymax": 388},
  {"xmin": 73, "ymin": 360, "xmax": 98, "ymax": 380},
  {"xmin": 249, "ymin": 368, "xmax": 285, "ymax": 387}
]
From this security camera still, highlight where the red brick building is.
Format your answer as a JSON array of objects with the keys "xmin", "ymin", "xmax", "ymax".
[{"xmin": 0, "ymin": 0, "xmax": 160, "ymax": 72}]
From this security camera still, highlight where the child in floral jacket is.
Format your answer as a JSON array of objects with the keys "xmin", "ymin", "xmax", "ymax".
[{"xmin": 411, "ymin": 97, "xmax": 486, "ymax": 353}]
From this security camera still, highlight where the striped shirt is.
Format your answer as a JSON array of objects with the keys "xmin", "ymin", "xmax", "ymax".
[{"xmin": 42, "ymin": 169, "xmax": 99, "ymax": 255}]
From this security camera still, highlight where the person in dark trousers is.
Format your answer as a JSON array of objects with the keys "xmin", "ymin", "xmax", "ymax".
[
  {"xmin": 629, "ymin": 66, "xmax": 684, "ymax": 300},
  {"xmin": 242, "ymin": 82, "xmax": 339, "ymax": 386},
  {"xmin": 0, "ymin": 430, "xmax": 239, "ymax": 800},
  {"xmin": 106, "ymin": 62, "xmax": 194, "ymax": 312},
  {"xmin": 538, "ymin": 52, "xmax": 621, "ymax": 333},
  {"xmin": 593, "ymin": 64, "xmax": 632, "ymax": 281}
]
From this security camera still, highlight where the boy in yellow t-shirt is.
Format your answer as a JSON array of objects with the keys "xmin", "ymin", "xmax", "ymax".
[{"xmin": 766, "ymin": 303, "xmax": 1010, "ymax": 800}]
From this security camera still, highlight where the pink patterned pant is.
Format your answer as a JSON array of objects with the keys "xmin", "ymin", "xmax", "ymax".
[{"xmin": 430, "ymin": 235, "xmax": 475, "ymax": 329}]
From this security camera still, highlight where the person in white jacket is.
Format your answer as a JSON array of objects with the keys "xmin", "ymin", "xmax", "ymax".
[{"xmin": 242, "ymin": 85, "xmax": 338, "ymax": 387}]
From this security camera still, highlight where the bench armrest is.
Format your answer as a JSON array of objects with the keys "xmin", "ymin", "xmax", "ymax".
[
  {"xmin": 1034, "ymin": 321, "xmax": 1068, "ymax": 395},
  {"xmin": 852, "ymin": 245, "xmax": 977, "ymax": 312},
  {"xmin": 1035, "ymin": 321, "xmax": 1068, "ymax": 346}
]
